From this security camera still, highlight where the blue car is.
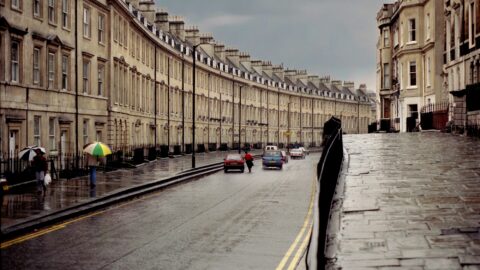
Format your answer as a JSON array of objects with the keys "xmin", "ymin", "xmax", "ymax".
[{"xmin": 262, "ymin": 151, "xmax": 283, "ymax": 169}]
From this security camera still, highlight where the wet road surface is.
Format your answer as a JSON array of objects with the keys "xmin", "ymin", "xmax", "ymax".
[
  {"xmin": 2, "ymin": 153, "xmax": 319, "ymax": 270},
  {"xmin": 1, "ymin": 150, "xmax": 264, "ymax": 229}
]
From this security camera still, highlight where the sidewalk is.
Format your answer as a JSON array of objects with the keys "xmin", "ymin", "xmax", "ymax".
[
  {"xmin": 1, "ymin": 150, "xmax": 262, "ymax": 230},
  {"xmin": 327, "ymin": 133, "xmax": 480, "ymax": 269}
]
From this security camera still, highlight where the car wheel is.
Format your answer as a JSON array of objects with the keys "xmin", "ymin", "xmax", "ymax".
[
  {"xmin": 241, "ymin": 168, "xmax": 245, "ymax": 173},
  {"xmin": 224, "ymin": 168, "xmax": 228, "ymax": 173},
  {"xmin": 279, "ymin": 165, "xmax": 283, "ymax": 170}
]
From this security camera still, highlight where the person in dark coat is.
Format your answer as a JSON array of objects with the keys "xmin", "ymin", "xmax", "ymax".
[
  {"xmin": 244, "ymin": 151, "xmax": 254, "ymax": 173},
  {"xmin": 31, "ymin": 149, "xmax": 48, "ymax": 194}
]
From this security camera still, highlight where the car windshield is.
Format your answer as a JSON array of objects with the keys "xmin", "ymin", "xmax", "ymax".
[
  {"xmin": 264, "ymin": 152, "xmax": 281, "ymax": 157},
  {"xmin": 226, "ymin": 154, "xmax": 242, "ymax": 160}
]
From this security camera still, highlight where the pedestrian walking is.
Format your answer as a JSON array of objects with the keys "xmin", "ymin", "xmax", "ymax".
[
  {"xmin": 86, "ymin": 154, "xmax": 99, "ymax": 187},
  {"xmin": 31, "ymin": 149, "xmax": 48, "ymax": 194},
  {"xmin": 244, "ymin": 151, "xmax": 254, "ymax": 173}
]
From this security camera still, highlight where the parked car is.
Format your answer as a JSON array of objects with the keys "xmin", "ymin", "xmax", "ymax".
[
  {"xmin": 264, "ymin": 145, "xmax": 278, "ymax": 152},
  {"xmin": 262, "ymin": 151, "xmax": 283, "ymax": 169},
  {"xmin": 298, "ymin": 147, "xmax": 309, "ymax": 155},
  {"xmin": 280, "ymin": 151, "xmax": 289, "ymax": 163},
  {"xmin": 224, "ymin": 154, "xmax": 245, "ymax": 173},
  {"xmin": 289, "ymin": 148, "xmax": 305, "ymax": 159}
]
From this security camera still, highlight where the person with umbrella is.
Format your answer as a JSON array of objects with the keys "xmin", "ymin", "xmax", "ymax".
[
  {"xmin": 31, "ymin": 148, "xmax": 48, "ymax": 194},
  {"xmin": 83, "ymin": 142, "xmax": 111, "ymax": 187}
]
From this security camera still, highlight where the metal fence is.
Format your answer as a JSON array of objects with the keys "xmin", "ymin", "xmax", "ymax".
[
  {"xmin": 420, "ymin": 102, "xmax": 450, "ymax": 130},
  {"xmin": 1, "ymin": 144, "xmax": 167, "ymax": 185},
  {"xmin": 306, "ymin": 117, "xmax": 344, "ymax": 270}
]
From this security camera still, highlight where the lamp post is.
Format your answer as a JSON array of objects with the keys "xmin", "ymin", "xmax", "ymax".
[
  {"xmin": 238, "ymin": 85, "xmax": 243, "ymax": 154},
  {"xmin": 192, "ymin": 44, "xmax": 199, "ymax": 168}
]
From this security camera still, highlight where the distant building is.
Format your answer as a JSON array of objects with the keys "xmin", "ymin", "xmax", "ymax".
[
  {"xmin": 444, "ymin": 0, "xmax": 480, "ymax": 134},
  {"xmin": 376, "ymin": 0, "xmax": 446, "ymax": 132}
]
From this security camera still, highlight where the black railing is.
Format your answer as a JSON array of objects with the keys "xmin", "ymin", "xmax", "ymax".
[
  {"xmin": 306, "ymin": 117, "xmax": 343, "ymax": 270},
  {"xmin": 420, "ymin": 102, "xmax": 450, "ymax": 131}
]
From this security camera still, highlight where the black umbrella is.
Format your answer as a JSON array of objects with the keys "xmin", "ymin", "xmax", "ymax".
[{"xmin": 18, "ymin": 145, "xmax": 46, "ymax": 161}]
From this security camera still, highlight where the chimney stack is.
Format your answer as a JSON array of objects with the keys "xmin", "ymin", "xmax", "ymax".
[
  {"xmin": 155, "ymin": 9, "xmax": 169, "ymax": 32},
  {"xmin": 185, "ymin": 26, "xmax": 200, "ymax": 45},
  {"xmin": 137, "ymin": 1, "xmax": 156, "ymax": 22},
  {"xmin": 343, "ymin": 81, "xmax": 355, "ymax": 91},
  {"xmin": 169, "ymin": 16, "xmax": 185, "ymax": 41},
  {"xmin": 214, "ymin": 43, "xmax": 226, "ymax": 62}
]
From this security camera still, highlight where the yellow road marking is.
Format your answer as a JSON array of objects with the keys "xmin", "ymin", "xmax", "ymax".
[
  {"xmin": 287, "ymin": 220, "xmax": 313, "ymax": 270},
  {"xmin": 1, "ymin": 224, "xmax": 65, "ymax": 249},
  {"xmin": 276, "ymin": 172, "xmax": 316, "ymax": 270},
  {"xmin": 1, "ymin": 190, "xmax": 164, "ymax": 248}
]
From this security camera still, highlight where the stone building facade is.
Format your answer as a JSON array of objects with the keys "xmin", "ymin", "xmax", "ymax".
[
  {"xmin": 376, "ymin": 0, "xmax": 446, "ymax": 132},
  {"xmin": 0, "ymin": 0, "xmax": 373, "ymax": 159},
  {"xmin": 444, "ymin": 0, "xmax": 480, "ymax": 133}
]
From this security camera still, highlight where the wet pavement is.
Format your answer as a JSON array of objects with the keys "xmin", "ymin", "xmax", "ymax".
[
  {"xmin": 1, "ymin": 153, "xmax": 318, "ymax": 270},
  {"xmin": 1, "ymin": 150, "xmax": 265, "ymax": 230},
  {"xmin": 327, "ymin": 132, "xmax": 480, "ymax": 270}
]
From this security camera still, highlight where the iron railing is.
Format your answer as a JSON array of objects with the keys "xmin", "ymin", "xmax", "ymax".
[{"xmin": 306, "ymin": 117, "xmax": 344, "ymax": 270}]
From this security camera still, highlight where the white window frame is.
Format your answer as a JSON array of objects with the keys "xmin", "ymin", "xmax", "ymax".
[
  {"xmin": 98, "ymin": 14, "xmax": 105, "ymax": 44},
  {"xmin": 83, "ymin": 119, "xmax": 89, "ymax": 144},
  {"xmin": 34, "ymin": 116, "xmax": 41, "ymax": 146},
  {"xmin": 83, "ymin": 60, "xmax": 90, "ymax": 93},
  {"xmin": 408, "ymin": 18, "xmax": 416, "ymax": 43},
  {"xmin": 33, "ymin": 48, "xmax": 40, "ymax": 85},
  {"xmin": 33, "ymin": 0, "xmax": 41, "ymax": 17},
  {"xmin": 383, "ymin": 28, "xmax": 390, "ymax": 47},
  {"xmin": 408, "ymin": 61, "xmax": 417, "ymax": 87},
  {"xmin": 49, "ymin": 117, "xmax": 56, "ymax": 150},
  {"xmin": 48, "ymin": 0, "xmax": 55, "ymax": 24},
  {"xmin": 61, "ymin": 54, "xmax": 68, "ymax": 90},
  {"xmin": 426, "ymin": 13, "xmax": 431, "ymax": 41},
  {"xmin": 383, "ymin": 63, "xmax": 390, "ymax": 89},
  {"xmin": 98, "ymin": 64, "xmax": 104, "ymax": 96},
  {"xmin": 83, "ymin": 7, "xmax": 90, "ymax": 38},
  {"xmin": 393, "ymin": 28, "xmax": 399, "ymax": 47},
  {"xmin": 11, "ymin": 41, "xmax": 20, "ymax": 82},
  {"xmin": 48, "ymin": 51, "xmax": 55, "ymax": 89},
  {"xmin": 12, "ymin": 0, "xmax": 20, "ymax": 9},
  {"xmin": 62, "ymin": 0, "xmax": 69, "ymax": 28},
  {"xmin": 469, "ymin": 1, "xmax": 476, "ymax": 48}
]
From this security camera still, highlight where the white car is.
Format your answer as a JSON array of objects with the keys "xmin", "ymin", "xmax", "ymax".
[
  {"xmin": 298, "ymin": 147, "xmax": 309, "ymax": 155},
  {"xmin": 289, "ymin": 148, "xmax": 305, "ymax": 159}
]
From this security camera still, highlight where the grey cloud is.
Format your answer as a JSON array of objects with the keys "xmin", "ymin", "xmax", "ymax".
[{"xmin": 155, "ymin": 0, "xmax": 389, "ymax": 90}]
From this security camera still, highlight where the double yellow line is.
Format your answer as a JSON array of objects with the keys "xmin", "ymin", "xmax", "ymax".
[{"xmin": 275, "ymin": 174, "xmax": 316, "ymax": 270}]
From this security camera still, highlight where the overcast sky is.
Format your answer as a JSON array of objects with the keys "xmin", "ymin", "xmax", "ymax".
[{"xmin": 154, "ymin": 0, "xmax": 393, "ymax": 91}]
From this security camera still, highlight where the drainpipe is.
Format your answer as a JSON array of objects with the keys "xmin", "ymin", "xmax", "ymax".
[
  {"xmin": 238, "ymin": 85, "xmax": 242, "ymax": 154},
  {"xmin": 207, "ymin": 73, "xmax": 210, "ymax": 150},
  {"xmin": 232, "ymin": 80, "xmax": 235, "ymax": 149},
  {"xmin": 219, "ymin": 93, "xmax": 222, "ymax": 149},
  {"xmin": 167, "ymin": 57, "xmax": 170, "ymax": 153},
  {"xmin": 74, "ymin": 0, "xmax": 79, "ymax": 167},
  {"xmin": 182, "ymin": 57, "xmax": 185, "ymax": 153},
  {"xmin": 154, "ymin": 47, "xmax": 157, "ymax": 148},
  {"xmin": 277, "ymin": 90, "xmax": 280, "ymax": 146}
]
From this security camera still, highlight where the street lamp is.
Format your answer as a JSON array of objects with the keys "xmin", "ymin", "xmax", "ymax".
[
  {"xmin": 238, "ymin": 85, "xmax": 243, "ymax": 154},
  {"xmin": 192, "ymin": 44, "xmax": 200, "ymax": 168}
]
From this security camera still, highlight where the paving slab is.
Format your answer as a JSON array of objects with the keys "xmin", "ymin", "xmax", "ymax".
[{"xmin": 327, "ymin": 133, "xmax": 480, "ymax": 270}]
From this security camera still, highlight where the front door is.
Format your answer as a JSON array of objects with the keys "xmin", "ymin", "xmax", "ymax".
[
  {"xmin": 8, "ymin": 130, "xmax": 18, "ymax": 171},
  {"xmin": 60, "ymin": 130, "xmax": 67, "ymax": 169}
]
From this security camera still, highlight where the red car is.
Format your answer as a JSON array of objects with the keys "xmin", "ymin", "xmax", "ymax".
[{"xmin": 224, "ymin": 154, "xmax": 245, "ymax": 173}]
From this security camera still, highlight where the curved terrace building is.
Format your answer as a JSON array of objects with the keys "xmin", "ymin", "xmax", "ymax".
[{"xmin": 0, "ymin": 0, "xmax": 373, "ymax": 161}]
